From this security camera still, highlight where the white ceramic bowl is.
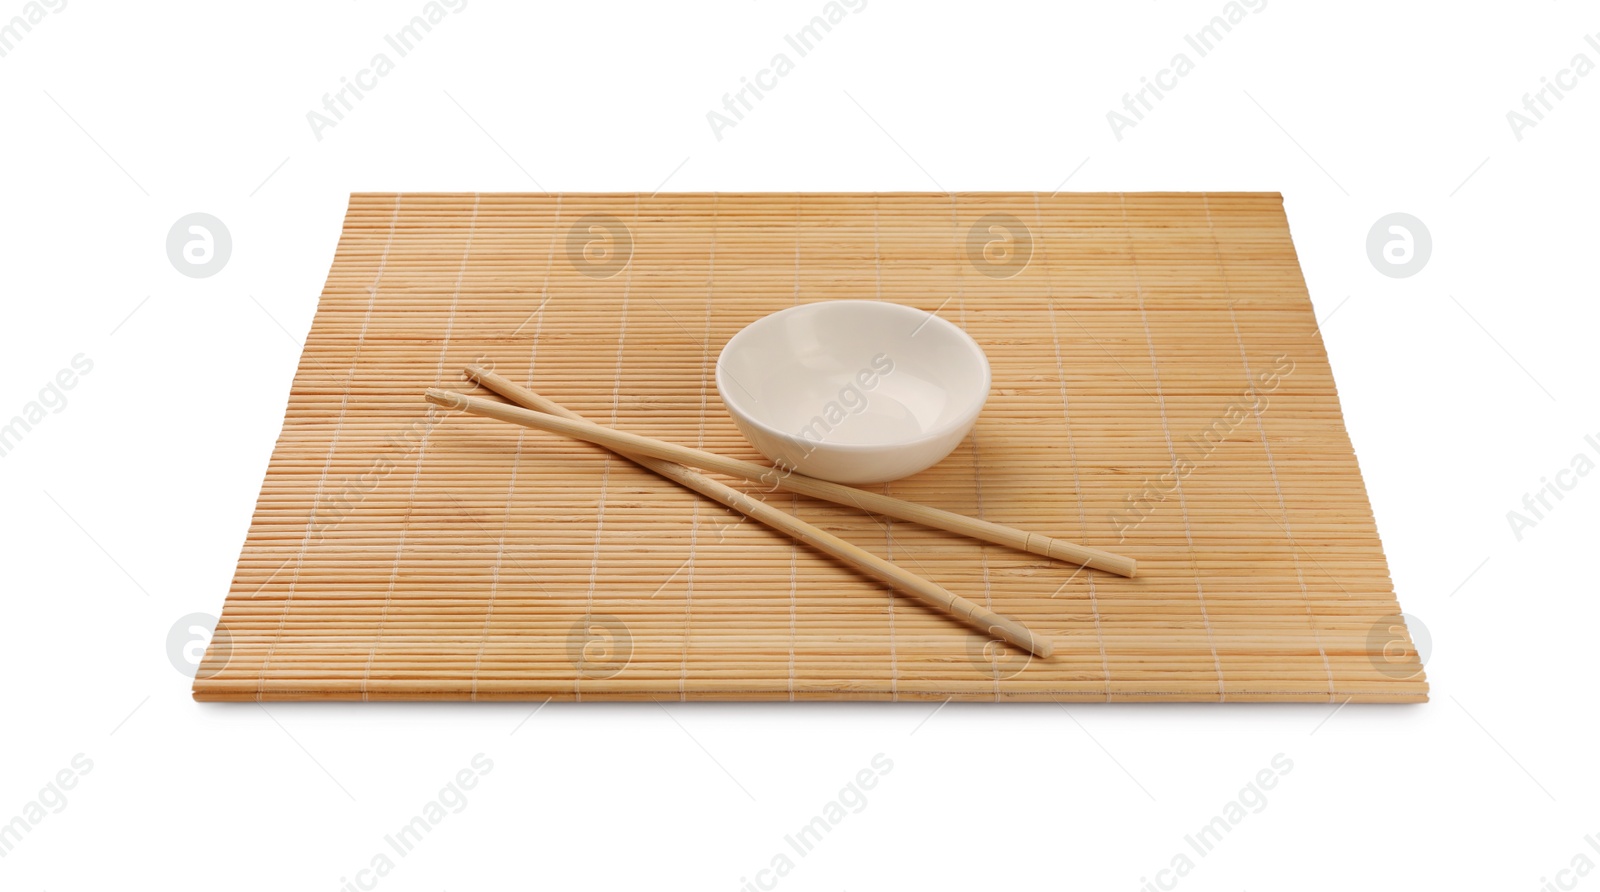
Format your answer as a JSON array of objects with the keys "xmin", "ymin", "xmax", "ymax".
[{"xmin": 715, "ymin": 300, "xmax": 991, "ymax": 484}]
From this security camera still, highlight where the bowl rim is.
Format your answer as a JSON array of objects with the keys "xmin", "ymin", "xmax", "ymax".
[{"xmin": 714, "ymin": 299, "xmax": 992, "ymax": 454}]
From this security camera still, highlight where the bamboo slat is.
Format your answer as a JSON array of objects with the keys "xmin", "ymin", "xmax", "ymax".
[{"xmin": 193, "ymin": 191, "xmax": 1428, "ymax": 703}]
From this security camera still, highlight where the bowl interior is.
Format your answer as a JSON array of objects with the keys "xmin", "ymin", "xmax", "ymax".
[{"xmin": 718, "ymin": 301, "xmax": 989, "ymax": 448}]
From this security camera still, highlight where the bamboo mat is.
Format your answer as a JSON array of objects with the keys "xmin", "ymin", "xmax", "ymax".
[{"xmin": 194, "ymin": 192, "xmax": 1427, "ymax": 703}]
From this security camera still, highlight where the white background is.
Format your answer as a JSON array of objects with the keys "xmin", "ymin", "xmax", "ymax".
[{"xmin": 2, "ymin": 1, "xmax": 1597, "ymax": 889}]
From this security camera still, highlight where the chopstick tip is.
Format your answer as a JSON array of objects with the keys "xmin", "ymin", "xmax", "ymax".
[{"xmin": 423, "ymin": 388, "xmax": 465, "ymax": 410}]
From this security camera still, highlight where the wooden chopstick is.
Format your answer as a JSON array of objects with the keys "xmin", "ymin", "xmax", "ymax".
[
  {"xmin": 426, "ymin": 380, "xmax": 1054, "ymax": 659},
  {"xmin": 450, "ymin": 366, "xmax": 1135, "ymax": 577}
]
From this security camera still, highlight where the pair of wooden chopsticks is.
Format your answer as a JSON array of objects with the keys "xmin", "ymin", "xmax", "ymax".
[{"xmin": 425, "ymin": 366, "xmax": 1136, "ymax": 660}]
